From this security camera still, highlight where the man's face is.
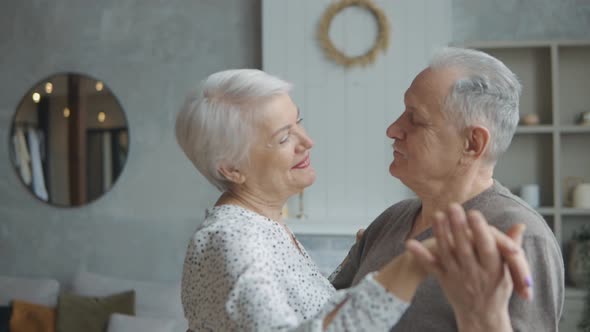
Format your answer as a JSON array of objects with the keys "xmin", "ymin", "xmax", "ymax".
[{"xmin": 386, "ymin": 67, "xmax": 465, "ymax": 190}]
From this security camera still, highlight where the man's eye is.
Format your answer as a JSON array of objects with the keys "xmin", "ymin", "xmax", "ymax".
[{"xmin": 296, "ymin": 117, "xmax": 303, "ymax": 125}]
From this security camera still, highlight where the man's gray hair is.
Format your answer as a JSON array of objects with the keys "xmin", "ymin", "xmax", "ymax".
[
  {"xmin": 175, "ymin": 69, "xmax": 292, "ymax": 191},
  {"xmin": 430, "ymin": 47, "xmax": 522, "ymax": 163}
]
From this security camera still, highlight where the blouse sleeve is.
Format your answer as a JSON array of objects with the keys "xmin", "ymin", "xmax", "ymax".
[{"xmin": 224, "ymin": 241, "xmax": 409, "ymax": 331}]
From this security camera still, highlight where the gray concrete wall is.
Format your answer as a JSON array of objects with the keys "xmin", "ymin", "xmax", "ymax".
[
  {"xmin": 1, "ymin": 0, "xmax": 589, "ymax": 285},
  {"xmin": 453, "ymin": 0, "xmax": 590, "ymax": 42},
  {"xmin": 0, "ymin": 0, "xmax": 261, "ymax": 284}
]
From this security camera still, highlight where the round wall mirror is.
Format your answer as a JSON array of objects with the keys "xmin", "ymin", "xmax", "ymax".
[{"xmin": 9, "ymin": 73, "xmax": 129, "ymax": 207}]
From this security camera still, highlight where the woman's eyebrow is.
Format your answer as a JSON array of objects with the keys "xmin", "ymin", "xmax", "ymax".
[
  {"xmin": 271, "ymin": 107, "xmax": 301, "ymax": 137},
  {"xmin": 271, "ymin": 124, "xmax": 292, "ymax": 137}
]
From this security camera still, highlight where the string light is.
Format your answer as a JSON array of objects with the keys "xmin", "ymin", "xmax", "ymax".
[
  {"xmin": 97, "ymin": 111, "xmax": 106, "ymax": 122},
  {"xmin": 63, "ymin": 107, "xmax": 70, "ymax": 118},
  {"xmin": 45, "ymin": 82, "xmax": 53, "ymax": 94},
  {"xmin": 32, "ymin": 92, "xmax": 41, "ymax": 103},
  {"xmin": 95, "ymin": 81, "xmax": 104, "ymax": 92}
]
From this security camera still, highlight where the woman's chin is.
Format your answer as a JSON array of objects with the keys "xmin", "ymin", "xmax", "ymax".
[{"xmin": 298, "ymin": 169, "xmax": 316, "ymax": 190}]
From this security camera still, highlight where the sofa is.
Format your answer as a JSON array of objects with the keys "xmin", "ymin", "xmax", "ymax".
[{"xmin": 0, "ymin": 272, "xmax": 188, "ymax": 332}]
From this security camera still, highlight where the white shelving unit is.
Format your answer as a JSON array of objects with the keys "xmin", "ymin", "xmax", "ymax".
[
  {"xmin": 463, "ymin": 40, "xmax": 590, "ymax": 246},
  {"xmin": 464, "ymin": 40, "xmax": 590, "ymax": 330}
]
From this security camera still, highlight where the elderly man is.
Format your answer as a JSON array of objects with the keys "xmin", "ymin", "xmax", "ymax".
[{"xmin": 330, "ymin": 47, "xmax": 564, "ymax": 331}]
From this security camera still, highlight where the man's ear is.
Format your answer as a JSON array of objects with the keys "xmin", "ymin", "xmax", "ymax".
[
  {"xmin": 218, "ymin": 164, "xmax": 246, "ymax": 184},
  {"xmin": 463, "ymin": 125, "xmax": 490, "ymax": 159}
]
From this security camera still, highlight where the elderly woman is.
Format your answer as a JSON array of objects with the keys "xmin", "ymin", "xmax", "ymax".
[{"xmin": 175, "ymin": 69, "xmax": 531, "ymax": 331}]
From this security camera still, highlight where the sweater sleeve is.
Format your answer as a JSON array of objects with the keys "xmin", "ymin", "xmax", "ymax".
[
  {"xmin": 228, "ymin": 260, "xmax": 409, "ymax": 331},
  {"xmin": 509, "ymin": 235, "xmax": 565, "ymax": 332}
]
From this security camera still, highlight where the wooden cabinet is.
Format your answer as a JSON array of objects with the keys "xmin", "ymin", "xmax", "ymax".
[
  {"xmin": 466, "ymin": 40, "xmax": 590, "ymax": 325},
  {"xmin": 465, "ymin": 40, "xmax": 590, "ymax": 251}
]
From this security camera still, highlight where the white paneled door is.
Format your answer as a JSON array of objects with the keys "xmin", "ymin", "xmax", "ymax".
[{"xmin": 262, "ymin": 0, "xmax": 452, "ymax": 234}]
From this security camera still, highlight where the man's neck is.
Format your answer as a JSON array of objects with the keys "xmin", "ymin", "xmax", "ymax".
[{"xmin": 408, "ymin": 168, "xmax": 494, "ymax": 239}]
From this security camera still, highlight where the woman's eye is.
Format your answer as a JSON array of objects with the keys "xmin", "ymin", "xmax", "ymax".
[{"xmin": 279, "ymin": 134, "xmax": 290, "ymax": 144}]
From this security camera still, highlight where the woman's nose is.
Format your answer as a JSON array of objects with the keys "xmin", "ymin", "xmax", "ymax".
[{"xmin": 296, "ymin": 127, "xmax": 313, "ymax": 151}]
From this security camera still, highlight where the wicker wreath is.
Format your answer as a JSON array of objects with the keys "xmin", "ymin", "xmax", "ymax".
[{"xmin": 318, "ymin": 0, "xmax": 390, "ymax": 68}]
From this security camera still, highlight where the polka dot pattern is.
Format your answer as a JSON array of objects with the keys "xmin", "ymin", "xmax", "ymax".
[{"xmin": 181, "ymin": 204, "xmax": 408, "ymax": 331}]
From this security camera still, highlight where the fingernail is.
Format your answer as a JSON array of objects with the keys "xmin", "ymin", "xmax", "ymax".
[
  {"xmin": 525, "ymin": 276, "xmax": 533, "ymax": 287},
  {"xmin": 527, "ymin": 287, "xmax": 534, "ymax": 302}
]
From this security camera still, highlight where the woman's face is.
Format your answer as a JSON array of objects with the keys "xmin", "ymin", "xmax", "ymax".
[{"xmin": 241, "ymin": 93, "xmax": 315, "ymax": 200}]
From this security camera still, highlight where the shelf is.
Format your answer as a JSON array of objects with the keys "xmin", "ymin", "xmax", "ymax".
[
  {"xmin": 565, "ymin": 286, "xmax": 587, "ymax": 299},
  {"xmin": 462, "ymin": 40, "xmax": 590, "ymax": 49},
  {"xmin": 496, "ymin": 134, "xmax": 554, "ymax": 207},
  {"xmin": 559, "ymin": 45, "xmax": 590, "ymax": 125},
  {"xmin": 515, "ymin": 125, "xmax": 590, "ymax": 134},
  {"xmin": 482, "ymin": 47, "xmax": 553, "ymax": 124},
  {"xmin": 562, "ymin": 208, "xmax": 590, "ymax": 216},
  {"xmin": 516, "ymin": 125, "xmax": 554, "ymax": 134},
  {"xmin": 560, "ymin": 126, "xmax": 590, "ymax": 133},
  {"xmin": 537, "ymin": 207, "xmax": 557, "ymax": 215}
]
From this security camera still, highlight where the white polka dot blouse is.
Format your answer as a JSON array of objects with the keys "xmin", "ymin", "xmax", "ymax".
[{"xmin": 181, "ymin": 204, "xmax": 408, "ymax": 331}]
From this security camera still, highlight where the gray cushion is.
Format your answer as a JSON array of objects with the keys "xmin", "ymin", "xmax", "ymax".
[
  {"xmin": 0, "ymin": 276, "xmax": 59, "ymax": 307},
  {"xmin": 107, "ymin": 313, "xmax": 176, "ymax": 332}
]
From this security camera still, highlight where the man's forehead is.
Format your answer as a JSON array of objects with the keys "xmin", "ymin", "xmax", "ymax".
[{"xmin": 406, "ymin": 68, "xmax": 461, "ymax": 104}]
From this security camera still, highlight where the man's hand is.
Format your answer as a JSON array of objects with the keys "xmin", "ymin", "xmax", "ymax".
[{"xmin": 406, "ymin": 204, "xmax": 533, "ymax": 332}]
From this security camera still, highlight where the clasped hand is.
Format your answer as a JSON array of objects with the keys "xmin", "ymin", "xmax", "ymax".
[{"xmin": 405, "ymin": 203, "xmax": 532, "ymax": 331}]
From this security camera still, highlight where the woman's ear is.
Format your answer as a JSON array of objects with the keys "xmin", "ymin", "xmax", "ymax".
[
  {"xmin": 218, "ymin": 164, "xmax": 246, "ymax": 184},
  {"xmin": 463, "ymin": 125, "xmax": 490, "ymax": 159}
]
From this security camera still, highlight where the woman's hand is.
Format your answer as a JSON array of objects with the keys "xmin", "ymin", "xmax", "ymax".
[
  {"xmin": 406, "ymin": 204, "xmax": 529, "ymax": 332},
  {"xmin": 407, "ymin": 206, "xmax": 532, "ymax": 301}
]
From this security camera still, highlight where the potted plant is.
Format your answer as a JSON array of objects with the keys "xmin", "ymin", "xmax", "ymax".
[
  {"xmin": 568, "ymin": 226, "xmax": 590, "ymax": 288},
  {"xmin": 579, "ymin": 273, "xmax": 590, "ymax": 332}
]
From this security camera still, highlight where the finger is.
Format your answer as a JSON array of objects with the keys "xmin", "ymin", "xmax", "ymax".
[
  {"xmin": 497, "ymin": 264, "xmax": 515, "ymax": 301},
  {"xmin": 448, "ymin": 204, "xmax": 478, "ymax": 269},
  {"xmin": 506, "ymin": 224, "xmax": 525, "ymax": 246},
  {"xmin": 356, "ymin": 228, "xmax": 365, "ymax": 242},
  {"xmin": 432, "ymin": 210, "xmax": 458, "ymax": 273},
  {"xmin": 491, "ymin": 225, "xmax": 533, "ymax": 301},
  {"xmin": 468, "ymin": 210, "xmax": 502, "ymax": 272},
  {"xmin": 489, "ymin": 226, "xmax": 520, "ymax": 255},
  {"xmin": 405, "ymin": 239, "xmax": 443, "ymax": 276}
]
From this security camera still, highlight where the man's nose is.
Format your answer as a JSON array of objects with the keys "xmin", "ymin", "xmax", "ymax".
[{"xmin": 386, "ymin": 117, "xmax": 405, "ymax": 140}]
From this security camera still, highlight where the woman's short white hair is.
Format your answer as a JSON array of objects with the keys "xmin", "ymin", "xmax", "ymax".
[
  {"xmin": 430, "ymin": 47, "xmax": 522, "ymax": 163},
  {"xmin": 175, "ymin": 69, "xmax": 292, "ymax": 191}
]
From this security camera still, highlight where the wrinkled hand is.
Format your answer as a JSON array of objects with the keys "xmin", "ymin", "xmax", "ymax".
[{"xmin": 406, "ymin": 204, "xmax": 532, "ymax": 332}]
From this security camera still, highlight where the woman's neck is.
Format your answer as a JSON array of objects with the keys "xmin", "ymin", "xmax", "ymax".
[{"xmin": 216, "ymin": 189, "xmax": 286, "ymax": 222}]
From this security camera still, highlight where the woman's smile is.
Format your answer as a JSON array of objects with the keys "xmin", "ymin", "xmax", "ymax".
[{"xmin": 292, "ymin": 154, "xmax": 311, "ymax": 169}]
